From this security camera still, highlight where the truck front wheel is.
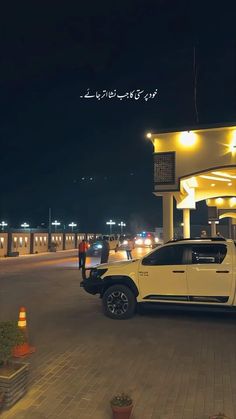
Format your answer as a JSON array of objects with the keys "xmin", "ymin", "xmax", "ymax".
[{"xmin": 102, "ymin": 284, "xmax": 136, "ymax": 319}]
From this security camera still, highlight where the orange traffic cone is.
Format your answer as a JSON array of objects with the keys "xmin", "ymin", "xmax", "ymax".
[{"xmin": 12, "ymin": 307, "xmax": 36, "ymax": 357}]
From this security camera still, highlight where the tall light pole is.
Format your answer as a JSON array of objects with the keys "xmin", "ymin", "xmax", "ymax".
[
  {"xmin": 106, "ymin": 219, "xmax": 116, "ymax": 235},
  {"xmin": 21, "ymin": 222, "xmax": 30, "ymax": 231},
  {"xmin": 52, "ymin": 220, "xmax": 61, "ymax": 232},
  {"xmin": 68, "ymin": 222, "xmax": 77, "ymax": 232},
  {"xmin": 0, "ymin": 221, "xmax": 8, "ymax": 231},
  {"xmin": 118, "ymin": 221, "xmax": 126, "ymax": 234}
]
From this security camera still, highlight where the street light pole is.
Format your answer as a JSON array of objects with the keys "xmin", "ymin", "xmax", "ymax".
[
  {"xmin": 68, "ymin": 222, "xmax": 77, "ymax": 232},
  {"xmin": 106, "ymin": 220, "xmax": 116, "ymax": 235},
  {"xmin": 52, "ymin": 220, "xmax": 61, "ymax": 232},
  {"xmin": 118, "ymin": 221, "xmax": 126, "ymax": 234},
  {"xmin": 21, "ymin": 223, "xmax": 30, "ymax": 231},
  {"xmin": 48, "ymin": 208, "xmax": 52, "ymax": 235},
  {"xmin": 0, "ymin": 221, "xmax": 8, "ymax": 231}
]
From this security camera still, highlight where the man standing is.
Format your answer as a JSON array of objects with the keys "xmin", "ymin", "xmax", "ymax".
[
  {"xmin": 126, "ymin": 238, "xmax": 134, "ymax": 260},
  {"xmin": 78, "ymin": 239, "xmax": 88, "ymax": 270},
  {"xmin": 100, "ymin": 236, "xmax": 110, "ymax": 264}
]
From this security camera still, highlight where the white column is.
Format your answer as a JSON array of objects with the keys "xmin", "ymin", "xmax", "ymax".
[
  {"xmin": 228, "ymin": 218, "xmax": 232, "ymax": 238},
  {"xmin": 162, "ymin": 193, "xmax": 173, "ymax": 243},
  {"xmin": 183, "ymin": 208, "xmax": 190, "ymax": 238},
  {"xmin": 210, "ymin": 221, "xmax": 217, "ymax": 236},
  {"xmin": 232, "ymin": 218, "xmax": 236, "ymax": 240}
]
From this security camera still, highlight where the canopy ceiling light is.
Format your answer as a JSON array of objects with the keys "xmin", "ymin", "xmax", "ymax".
[
  {"xmin": 211, "ymin": 171, "xmax": 236, "ymax": 179},
  {"xmin": 200, "ymin": 175, "xmax": 230, "ymax": 182}
]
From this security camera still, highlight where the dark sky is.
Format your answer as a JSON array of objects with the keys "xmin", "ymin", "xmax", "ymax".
[{"xmin": 0, "ymin": 1, "xmax": 236, "ymax": 232}]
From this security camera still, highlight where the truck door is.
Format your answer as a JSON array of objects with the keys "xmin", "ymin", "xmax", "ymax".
[
  {"xmin": 186, "ymin": 243, "xmax": 233, "ymax": 305},
  {"xmin": 139, "ymin": 244, "xmax": 188, "ymax": 302}
]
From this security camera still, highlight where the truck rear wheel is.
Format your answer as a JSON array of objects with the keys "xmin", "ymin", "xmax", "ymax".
[{"xmin": 102, "ymin": 284, "xmax": 136, "ymax": 319}]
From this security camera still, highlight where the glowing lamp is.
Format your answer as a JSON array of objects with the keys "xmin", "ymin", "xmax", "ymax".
[
  {"xmin": 146, "ymin": 132, "xmax": 152, "ymax": 139},
  {"xmin": 215, "ymin": 198, "xmax": 224, "ymax": 205},
  {"xmin": 179, "ymin": 131, "xmax": 196, "ymax": 147},
  {"xmin": 230, "ymin": 197, "xmax": 236, "ymax": 206}
]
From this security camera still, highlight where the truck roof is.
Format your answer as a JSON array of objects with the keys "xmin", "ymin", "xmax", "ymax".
[{"xmin": 167, "ymin": 237, "xmax": 231, "ymax": 244}]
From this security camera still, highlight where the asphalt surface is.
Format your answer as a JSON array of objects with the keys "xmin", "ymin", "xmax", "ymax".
[{"xmin": 1, "ymin": 249, "xmax": 236, "ymax": 419}]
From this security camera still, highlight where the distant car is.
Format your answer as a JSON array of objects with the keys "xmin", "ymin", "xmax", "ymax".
[
  {"xmin": 134, "ymin": 232, "xmax": 161, "ymax": 248},
  {"xmin": 118, "ymin": 235, "xmax": 135, "ymax": 250},
  {"xmin": 87, "ymin": 241, "xmax": 103, "ymax": 256},
  {"xmin": 87, "ymin": 235, "xmax": 120, "ymax": 256}
]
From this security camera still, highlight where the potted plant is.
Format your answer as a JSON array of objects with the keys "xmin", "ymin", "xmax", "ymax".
[
  {"xmin": 209, "ymin": 414, "xmax": 231, "ymax": 419},
  {"xmin": 110, "ymin": 393, "xmax": 133, "ymax": 419},
  {"xmin": 0, "ymin": 321, "xmax": 29, "ymax": 409}
]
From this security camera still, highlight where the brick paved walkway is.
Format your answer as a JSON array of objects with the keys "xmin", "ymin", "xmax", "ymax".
[{"xmin": 0, "ymin": 250, "xmax": 236, "ymax": 418}]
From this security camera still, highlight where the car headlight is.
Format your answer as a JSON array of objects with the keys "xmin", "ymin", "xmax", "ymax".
[
  {"xmin": 144, "ymin": 238, "xmax": 152, "ymax": 246},
  {"xmin": 154, "ymin": 237, "xmax": 159, "ymax": 243},
  {"xmin": 135, "ymin": 238, "xmax": 143, "ymax": 245},
  {"xmin": 97, "ymin": 244, "xmax": 102, "ymax": 249},
  {"xmin": 123, "ymin": 240, "xmax": 128, "ymax": 245}
]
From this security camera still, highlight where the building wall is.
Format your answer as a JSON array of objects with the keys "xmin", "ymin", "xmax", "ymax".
[
  {"xmin": 51, "ymin": 234, "xmax": 63, "ymax": 251},
  {"xmin": 33, "ymin": 233, "xmax": 48, "ymax": 253},
  {"xmin": 11, "ymin": 233, "xmax": 31, "ymax": 255},
  {"xmin": 0, "ymin": 233, "xmax": 8, "ymax": 257},
  {"xmin": 0, "ymin": 232, "xmax": 102, "ymax": 257},
  {"xmin": 153, "ymin": 126, "xmax": 236, "ymax": 192},
  {"xmin": 65, "ymin": 234, "xmax": 75, "ymax": 250},
  {"xmin": 77, "ymin": 233, "xmax": 86, "ymax": 243}
]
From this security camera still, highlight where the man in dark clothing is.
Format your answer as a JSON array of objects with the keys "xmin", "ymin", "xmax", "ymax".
[
  {"xmin": 78, "ymin": 239, "xmax": 88, "ymax": 269},
  {"xmin": 100, "ymin": 237, "xmax": 110, "ymax": 264}
]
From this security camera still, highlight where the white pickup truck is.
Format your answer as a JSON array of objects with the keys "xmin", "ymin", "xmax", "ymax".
[{"xmin": 81, "ymin": 237, "xmax": 236, "ymax": 319}]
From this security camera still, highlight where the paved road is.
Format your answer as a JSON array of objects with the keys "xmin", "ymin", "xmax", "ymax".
[{"xmin": 1, "ymin": 249, "xmax": 236, "ymax": 419}]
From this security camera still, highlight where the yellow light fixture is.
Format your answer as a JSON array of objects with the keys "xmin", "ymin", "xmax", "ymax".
[
  {"xmin": 211, "ymin": 183, "xmax": 215, "ymax": 187},
  {"xmin": 179, "ymin": 131, "xmax": 196, "ymax": 147},
  {"xmin": 228, "ymin": 182, "xmax": 232, "ymax": 186},
  {"xmin": 211, "ymin": 171, "xmax": 236, "ymax": 179},
  {"xmin": 215, "ymin": 198, "xmax": 224, "ymax": 205},
  {"xmin": 200, "ymin": 175, "xmax": 230, "ymax": 182}
]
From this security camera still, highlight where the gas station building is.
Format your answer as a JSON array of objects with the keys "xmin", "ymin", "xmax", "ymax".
[{"xmin": 148, "ymin": 123, "xmax": 236, "ymax": 243}]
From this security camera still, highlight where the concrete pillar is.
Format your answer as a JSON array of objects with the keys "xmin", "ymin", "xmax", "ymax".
[
  {"xmin": 232, "ymin": 218, "xmax": 236, "ymax": 240},
  {"xmin": 30, "ymin": 233, "xmax": 34, "ymax": 254},
  {"xmin": 183, "ymin": 209, "xmax": 190, "ymax": 238},
  {"xmin": 7, "ymin": 232, "xmax": 12, "ymax": 256},
  {"xmin": 210, "ymin": 221, "xmax": 217, "ymax": 236},
  {"xmin": 162, "ymin": 193, "xmax": 174, "ymax": 243},
  {"xmin": 228, "ymin": 218, "xmax": 232, "ymax": 238},
  {"xmin": 62, "ymin": 233, "xmax": 66, "ymax": 250}
]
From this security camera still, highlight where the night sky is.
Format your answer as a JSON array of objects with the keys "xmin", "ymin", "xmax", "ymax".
[{"xmin": 0, "ymin": 2, "xmax": 236, "ymax": 232}]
